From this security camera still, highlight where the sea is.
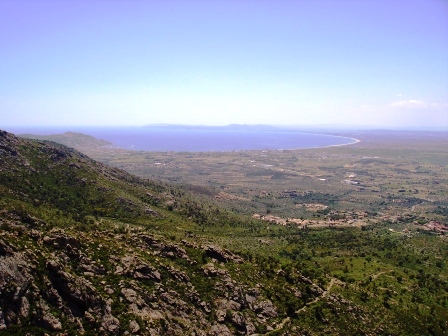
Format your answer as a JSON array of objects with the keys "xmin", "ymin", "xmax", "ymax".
[{"xmin": 5, "ymin": 126, "xmax": 358, "ymax": 152}]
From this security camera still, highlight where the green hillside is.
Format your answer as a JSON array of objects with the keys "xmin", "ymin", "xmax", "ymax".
[{"xmin": 0, "ymin": 130, "xmax": 447, "ymax": 335}]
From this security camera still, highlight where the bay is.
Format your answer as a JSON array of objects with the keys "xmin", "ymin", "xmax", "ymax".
[{"xmin": 7, "ymin": 126, "xmax": 358, "ymax": 152}]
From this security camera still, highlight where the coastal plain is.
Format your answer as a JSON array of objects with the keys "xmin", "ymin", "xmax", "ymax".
[{"xmin": 36, "ymin": 130, "xmax": 448, "ymax": 230}]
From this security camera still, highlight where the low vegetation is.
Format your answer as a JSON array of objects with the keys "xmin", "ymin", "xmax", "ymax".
[{"xmin": 1, "ymin": 129, "xmax": 447, "ymax": 335}]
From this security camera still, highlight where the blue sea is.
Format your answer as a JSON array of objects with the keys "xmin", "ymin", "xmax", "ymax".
[{"xmin": 6, "ymin": 126, "xmax": 357, "ymax": 152}]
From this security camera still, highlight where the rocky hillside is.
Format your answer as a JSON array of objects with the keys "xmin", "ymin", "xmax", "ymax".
[
  {"xmin": 0, "ymin": 131, "xmax": 315, "ymax": 335},
  {"xmin": 1, "ymin": 130, "xmax": 447, "ymax": 335}
]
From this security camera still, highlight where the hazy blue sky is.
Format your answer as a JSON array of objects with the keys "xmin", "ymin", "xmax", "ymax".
[{"xmin": 1, "ymin": 0, "xmax": 447, "ymax": 129}]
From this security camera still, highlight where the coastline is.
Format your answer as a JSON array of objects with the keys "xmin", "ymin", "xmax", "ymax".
[
  {"xmin": 112, "ymin": 131, "xmax": 362, "ymax": 152},
  {"xmin": 280, "ymin": 132, "xmax": 360, "ymax": 150},
  {"xmin": 320, "ymin": 136, "xmax": 361, "ymax": 148}
]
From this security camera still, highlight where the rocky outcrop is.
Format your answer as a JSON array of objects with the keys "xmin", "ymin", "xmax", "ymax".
[
  {"xmin": 136, "ymin": 233, "xmax": 192, "ymax": 262},
  {"xmin": 115, "ymin": 255, "xmax": 161, "ymax": 281},
  {"xmin": 0, "ymin": 130, "xmax": 20, "ymax": 157},
  {"xmin": 0, "ymin": 226, "xmax": 286, "ymax": 335},
  {"xmin": 202, "ymin": 262, "xmax": 228, "ymax": 277},
  {"xmin": 253, "ymin": 299, "xmax": 278, "ymax": 318},
  {"xmin": 46, "ymin": 259, "xmax": 120, "ymax": 334},
  {"xmin": 129, "ymin": 319, "xmax": 140, "ymax": 333},
  {"xmin": 203, "ymin": 245, "xmax": 244, "ymax": 263},
  {"xmin": 35, "ymin": 299, "xmax": 62, "ymax": 331},
  {"xmin": 210, "ymin": 323, "xmax": 233, "ymax": 336},
  {"xmin": 43, "ymin": 229, "xmax": 81, "ymax": 249},
  {"xmin": 165, "ymin": 265, "xmax": 190, "ymax": 283},
  {"xmin": 0, "ymin": 240, "xmax": 33, "ymax": 328}
]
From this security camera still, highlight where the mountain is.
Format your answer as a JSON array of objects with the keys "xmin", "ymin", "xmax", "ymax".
[
  {"xmin": 0, "ymin": 130, "xmax": 446, "ymax": 335},
  {"xmin": 0, "ymin": 130, "xmax": 303, "ymax": 335}
]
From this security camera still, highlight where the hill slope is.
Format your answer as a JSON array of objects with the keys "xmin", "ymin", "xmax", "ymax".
[{"xmin": 0, "ymin": 130, "xmax": 447, "ymax": 335}]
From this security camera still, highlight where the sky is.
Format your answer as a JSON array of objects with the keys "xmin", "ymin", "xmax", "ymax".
[{"xmin": 1, "ymin": 0, "xmax": 447, "ymax": 129}]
